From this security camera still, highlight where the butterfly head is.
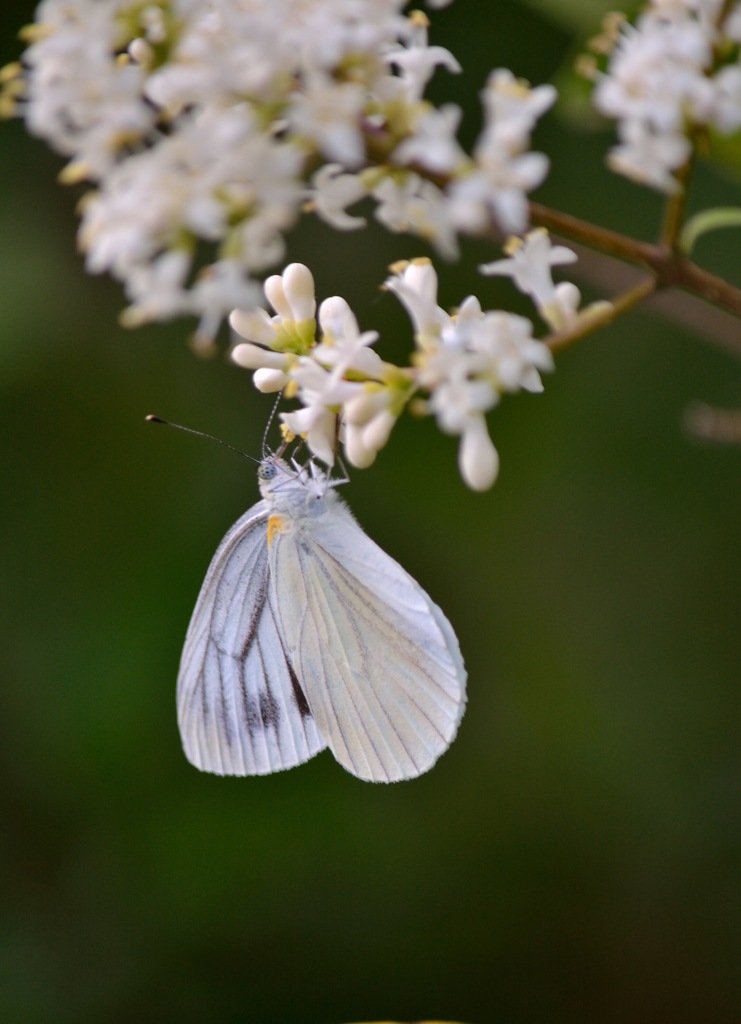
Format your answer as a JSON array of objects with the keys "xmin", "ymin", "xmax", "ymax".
[{"xmin": 258, "ymin": 454, "xmax": 338, "ymax": 507}]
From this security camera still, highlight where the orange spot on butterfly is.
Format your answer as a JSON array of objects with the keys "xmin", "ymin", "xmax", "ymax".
[{"xmin": 267, "ymin": 514, "xmax": 286, "ymax": 547}]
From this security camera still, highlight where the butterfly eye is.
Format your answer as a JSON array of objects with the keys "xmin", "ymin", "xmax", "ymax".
[{"xmin": 258, "ymin": 462, "xmax": 278, "ymax": 481}]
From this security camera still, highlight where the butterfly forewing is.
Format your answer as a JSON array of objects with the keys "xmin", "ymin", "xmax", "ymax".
[
  {"xmin": 177, "ymin": 502, "xmax": 327, "ymax": 775},
  {"xmin": 268, "ymin": 500, "xmax": 467, "ymax": 782}
]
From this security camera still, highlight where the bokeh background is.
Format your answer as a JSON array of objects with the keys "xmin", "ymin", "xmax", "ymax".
[{"xmin": 2, "ymin": 1, "xmax": 740, "ymax": 1022}]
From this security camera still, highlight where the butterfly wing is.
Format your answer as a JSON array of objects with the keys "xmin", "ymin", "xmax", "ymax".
[
  {"xmin": 177, "ymin": 501, "xmax": 327, "ymax": 775},
  {"xmin": 269, "ymin": 500, "xmax": 467, "ymax": 782}
]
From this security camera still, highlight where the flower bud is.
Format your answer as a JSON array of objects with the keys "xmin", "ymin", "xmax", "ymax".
[
  {"xmin": 344, "ymin": 424, "xmax": 377, "ymax": 468},
  {"xmin": 362, "ymin": 409, "xmax": 397, "ymax": 452},
  {"xmin": 459, "ymin": 416, "xmax": 499, "ymax": 491},
  {"xmin": 232, "ymin": 342, "xmax": 287, "ymax": 370},
  {"xmin": 229, "ymin": 307, "xmax": 275, "ymax": 346},
  {"xmin": 282, "ymin": 263, "xmax": 316, "ymax": 321},
  {"xmin": 264, "ymin": 274, "xmax": 290, "ymax": 319},
  {"xmin": 253, "ymin": 368, "xmax": 289, "ymax": 392}
]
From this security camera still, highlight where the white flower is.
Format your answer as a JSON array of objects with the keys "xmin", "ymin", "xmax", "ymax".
[
  {"xmin": 480, "ymin": 69, "xmax": 557, "ymax": 150},
  {"xmin": 288, "ymin": 74, "xmax": 367, "ymax": 167},
  {"xmin": 469, "ymin": 312, "xmax": 553, "ymax": 393},
  {"xmin": 396, "ymin": 273, "xmax": 553, "ymax": 489},
  {"xmin": 550, "ymin": 281, "xmax": 582, "ymax": 329},
  {"xmin": 592, "ymin": 1, "xmax": 741, "ymax": 190},
  {"xmin": 707, "ymin": 64, "xmax": 741, "ymax": 133},
  {"xmin": 190, "ymin": 259, "xmax": 264, "ymax": 349},
  {"xmin": 373, "ymin": 173, "xmax": 459, "ymax": 259},
  {"xmin": 594, "ymin": 16, "xmax": 712, "ymax": 133},
  {"xmin": 281, "ymin": 359, "xmax": 360, "ymax": 465},
  {"xmin": 119, "ymin": 249, "xmax": 191, "ymax": 328},
  {"xmin": 445, "ymin": 68, "xmax": 554, "ymax": 234},
  {"xmin": 314, "ymin": 297, "xmax": 385, "ymax": 379},
  {"xmin": 393, "ymin": 103, "xmax": 467, "ymax": 175},
  {"xmin": 448, "ymin": 146, "xmax": 550, "ymax": 235},
  {"xmin": 480, "ymin": 229, "xmax": 578, "ymax": 328},
  {"xmin": 307, "ymin": 164, "xmax": 367, "ymax": 230},
  {"xmin": 607, "ymin": 118, "xmax": 691, "ymax": 193},
  {"xmin": 23, "ymin": 0, "xmax": 154, "ymax": 176},
  {"xmin": 230, "ymin": 262, "xmax": 317, "ymax": 376},
  {"xmin": 344, "ymin": 392, "xmax": 398, "ymax": 469},
  {"xmin": 385, "ymin": 12, "xmax": 461, "ymax": 104},
  {"xmin": 383, "ymin": 259, "xmax": 451, "ymax": 346},
  {"xmin": 265, "ymin": 263, "xmax": 317, "ymax": 324},
  {"xmin": 231, "ymin": 264, "xmax": 390, "ymax": 465},
  {"xmin": 18, "ymin": 0, "xmax": 563, "ymax": 343}
]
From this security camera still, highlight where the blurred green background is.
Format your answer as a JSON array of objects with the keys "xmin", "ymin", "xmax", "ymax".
[{"xmin": 2, "ymin": 2, "xmax": 740, "ymax": 1022}]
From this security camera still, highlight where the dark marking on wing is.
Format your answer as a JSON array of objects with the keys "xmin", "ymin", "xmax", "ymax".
[
  {"xmin": 244, "ymin": 693, "xmax": 263, "ymax": 734},
  {"xmin": 258, "ymin": 688, "xmax": 282, "ymax": 729},
  {"xmin": 288, "ymin": 661, "xmax": 312, "ymax": 719},
  {"xmin": 239, "ymin": 559, "xmax": 269, "ymax": 659}
]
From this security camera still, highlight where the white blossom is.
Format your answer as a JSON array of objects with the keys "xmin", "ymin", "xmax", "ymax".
[
  {"xmin": 386, "ymin": 260, "xmax": 553, "ymax": 487},
  {"xmin": 372, "ymin": 174, "xmax": 459, "ymax": 259},
  {"xmin": 608, "ymin": 118, "xmax": 692, "ymax": 193},
  {"xmin": 592, "ymin": 0, "xmax": 741, "ymax": 191},
  {"xmin": 307, "ymin": 164, "xmax": 367, "ymax": 230},
  {"xmin": 385, "ymin": 11, "xmax": 461, "ymax": 104},
  {"xmin": 447, "ymin": 70, "xmax": 554, "ymax": 235},
  {"xmin": 281, "ymin": 359, "xmax": 361, "ymax": 465},
  {"xmin": 288, "ymin": 74, "xmax": 367, "ymax": 167},
  {"xmin": 22, "ymin": 0, "xmax": 154, "ymax": 176},
  {"xmin": 383, "ymin": 258, "xmax": 451, "ymax": 345},
  {"xmin": 229, "ymin": 258, "xmax": 553, "ymax": 488},
  {"xmin": 448, "ymin": 147, "xmax": 549, "ymax": 235},
  {"xmin": 15, "ymin": 0, "xmax": 557, "ymax": 337},
  {"xmin": 393, "ymin": 104, "xmax": 467, "ymax": 175},
  {"xmin": 480, "ymin": 229, "xmax": 578, "ymax": 328},
  {"xmin": 479, "ymin": 68, "xmax": 557, "ymax": 151}
]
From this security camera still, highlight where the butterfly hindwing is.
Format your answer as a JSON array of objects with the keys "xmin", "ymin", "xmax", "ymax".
[{"xmin": 268, "ymin": 496, "xmax": 467, "ymax": 782}]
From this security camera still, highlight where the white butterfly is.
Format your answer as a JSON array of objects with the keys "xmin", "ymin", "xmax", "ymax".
[{"xmin": 178, "ymin": 455, "xmax": 467, "ymax": 782}]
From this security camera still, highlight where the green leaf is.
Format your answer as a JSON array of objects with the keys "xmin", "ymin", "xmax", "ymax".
[{"xmin": 679, "ymin": 207, "xmax": 741, "ymax": 255}]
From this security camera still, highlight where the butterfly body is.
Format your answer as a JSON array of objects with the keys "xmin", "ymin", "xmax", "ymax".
[{"xmin": 178, "ymin": 457, "xmax": 467, "ymax": 782}]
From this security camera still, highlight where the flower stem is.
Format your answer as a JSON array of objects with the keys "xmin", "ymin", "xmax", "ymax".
[
  {"xmin": 544, "ymin": 276, "xmax": 658, "ymax": 355},
  {"xmin": 659, "ymin": 150, "xmax": 695, "ymax": 251}
]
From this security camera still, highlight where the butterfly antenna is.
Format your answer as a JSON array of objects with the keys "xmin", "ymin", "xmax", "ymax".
[
  {"xmin": 145, "ymin": 415, "xmax": 259, "ymax": 464},
  {"xmin": 261, "ymin": 391, "xmax": 284, "ymax": 457}
]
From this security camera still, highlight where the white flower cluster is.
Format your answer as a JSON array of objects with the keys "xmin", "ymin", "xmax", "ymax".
[
  {"xmin": 591, "ymin": 0, "xmax": 741, "ymax": 192},
  {"xmin": 230, "ymin": 239, "xmax": 577, "ymax": 490},
  {"xmin": 8, "ymin": 0, "xmax": 556, "ymax": 344}
]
